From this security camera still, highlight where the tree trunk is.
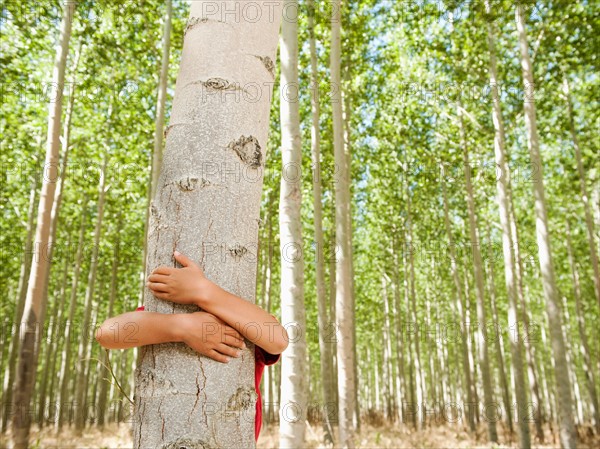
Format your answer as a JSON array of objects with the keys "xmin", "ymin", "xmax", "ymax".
[
  {"xmin": 279, "ymin": 1, "xmax": 308, "ymax": 446},
  {"xmin": 141, "ymin": 0, "xmax": 173, "ymax": 300},
  {"xmin": 1, "ymin": 179, "xmax": 36, "ymax": 433},
  {"xmin": 133, "ymin": 2, "xmax": 282, "ymax": 447},
  {"xmin": 36, "ymin": 42, "xmax": 82, "ymax": 428},
  {"xmin": 486, "ymin": 250, "xmax": 513, "ymax": 434},
  {"xmin": 566, "ymin": 220, "xmax": 600, "ymax": 433},
  {"xmin": 331, "ymin": 0, "xmax": 356, "ymax": 446},
  {"xmin": 405, "ymin": 184, "xmax": 424, "ymax": 429},
  {"xmin": 10, "ymin": 2, "xmax": 75, "ymax": 446},
  {"xmin": 508, "ymin": 176, "xmax": 545, "ymax": 440},
  {"xmin": 44, "ymin": 252, "xmax": 70, "ymax": 426},
  {"xmin": 98, "ymin": 216, "xmax": 121, "ymax": 427},
  {"xmin": 264, "ymin": 194, "xmax": 275, "ymax": 426},
  {"xmin": 516, "ymin": 6, "xmax": 577, "ymax": 448},
  {"xmin": 307, "ymin": 0, "xmax": 336, "ymax": 443},
  {"xmin": 562, "ymin": 76, "xmax": 600, "ymax": 310},
  {"xmin": 391, "ymin": 235, "xmax": 406, "ymax": 424},
  {"xmin": 440, "ymin": 174, "xmax": 476, "ymax": 433},
  {"xmin": 458, "ymin": 104, "xmax": 497, "ymax": 442},
  {"xmin": 74, "ymin": 157, "xmax": 108, "ymax": 431},
  {"xmin": 57, "ymin": 199, "xmax": 87, "ymax": 431},
  {"xmin": 485, "ymin": 10, "xmax": 530, "ymax": 444}
]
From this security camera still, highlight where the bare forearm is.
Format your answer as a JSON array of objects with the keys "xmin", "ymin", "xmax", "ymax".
[
  {"xmin": 199, "ymin": 282, "xmax": 288, "ymax": 354},
  {"xmin": 95, "ymin": 311, "xmax": 181, "ymax": 349}
]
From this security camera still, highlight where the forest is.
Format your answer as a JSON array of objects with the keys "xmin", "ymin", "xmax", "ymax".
[{"xmin": 1, "ymin": 1, "xmax": 599, "ymax": 448}]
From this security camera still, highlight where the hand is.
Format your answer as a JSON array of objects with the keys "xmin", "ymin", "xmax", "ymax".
[
  {"xmin": 147, "ymin": 251, "xmax": 210, "ymax": 306},
  {"xmin": 176, "ymin": 312, "xmax": 246, "ymax": 363}
]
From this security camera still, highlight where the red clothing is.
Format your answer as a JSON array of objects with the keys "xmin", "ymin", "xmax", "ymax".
[{"xmin": 134, "ymin": 306, "xmax": 279, "ymax": 440}]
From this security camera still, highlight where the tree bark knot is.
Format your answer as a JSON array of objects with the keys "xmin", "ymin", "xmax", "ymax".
[
  {"xmin": 226, "ymin": 386, "xmax": 257, "ymax": 411},
  {"xmin": 228, "ymin": 244, "xmax": 248, "ymax": 260},
  {"xmin": 254, "ymin": 55, "xmax": 275, "ymax": 78},
  {"xmin": 161, "ymin": 438, "xmax": 214, "ymax": 449},
  {"xmin": 227, "ymin": 135, "xmax": 262, "ymax": 169}
]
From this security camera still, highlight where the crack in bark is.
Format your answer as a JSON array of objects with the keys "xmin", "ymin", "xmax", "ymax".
[
  {"xmin": 161, "ymin": 437, "xmax": 215, "ymax": 449},
  {"xmin": 184, "ymin": 15, "xmax": 231, "ymax": 36},
  {"xmin": 198, "ymin": 360, "xmax": 208, "ymax": 425},
  {"xmin": 184, "ymin": 16, "xmax": 209, "ymax": 35}
]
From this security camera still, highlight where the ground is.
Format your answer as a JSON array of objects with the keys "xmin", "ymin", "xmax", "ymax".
[{"xmin": 6, "ymin": 422, "xmax": 599, "ymax": 448}]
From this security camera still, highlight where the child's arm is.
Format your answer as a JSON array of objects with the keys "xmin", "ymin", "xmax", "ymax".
[
  {"xmin": 147, "ymin": 251, "xmax": 289, "ymax": 355},
  {"xmin": 95, "ymin": 310, "xmax": 246, "ymax": 363}
]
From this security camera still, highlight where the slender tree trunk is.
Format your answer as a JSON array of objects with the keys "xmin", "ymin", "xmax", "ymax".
[
  {"xmin": 141, "ymin": 0, "xmax": 173, "ymax": 300},
  {"xmin": 98, "ymin": 217, "xmax": 121, "ymax": 427},
  {"xmin": 342, "ymin": 53, "xmax": 360, "ymax": 435},
  {"xmin": 391, "ymin": 236, "xmax": 405, "ymax": 424},
  {"xmin": 566, "ymin": 220, "xmax": 600, "ymax": 433},
  {"xmin": 485, "ymin": 10, "xmax": 531, "ymax": 445},
  {"xmin": 462, "ymin": 261, "xmax": 480, "ymax": 425},
  {"xmin": 560, "ymin": 295, "xmax": 584, "ymax": 426},
  {"xmin": 381, "ymin": 275, "xmax": 395, "ymax": 421},
  {"xmin": 441, "ymin": 174, "xmax": 476, "ymax": 433},
  {"xmin": 562, "ymin": 76, "xmax": 600, "ymax": 310},
  {"xmin": 307, "ymin": 0, "xmax": 335, "ymax": 442},
  {"xmin": 10, "ymin": 2, "xmax": 75, "ymax": 446},
  {"xmin": 486, "ymin": 250, "xmax": 514, "ymax": 434},
  {"xmin": 402, "ymin": 243, "xmax": 416, "ymax": 429},
  {"xmin": 1, "ymin": 179, "xmax": 36, "ymax": 433},
  {"xmin": 133, "ymin": 3, "xmax": 282, "ymax": 447},
  {"xmin": 508, "ymin": 179, "xmax": 544, "ymax": 440},
  {"xmin": 331, "ymin": 0, "xmax": 356, "ymax": 446},
  {"xmin": 57, "ymin": 199, "xmax": 87, "ymax": 431},
  {"xmin": 279, "ymin": 1, "xmax": 308, "ymax": 446},
  {"xmin": 44, "ymin": 252, "xmax": 70, "ymax": 426},
  {"xmin": 516, "ymin": 6, "xmax": 577, "ymax": 448},
  {"xmin": 405, "ymin": 185, "xmax": 424, "ymax": 429},
  {"xmin": 264, "ymin": 195, "xmax": 275, "ymax": 426},
  {"xmin": 458, "ymin": 104, "xmax": 497, "ymax": 442},
  {"xmin": 36, "ymin": 42, "xmax": 82, "ymax": 428},
  {"xmin": 74, "ymin": 157, "xmax": 107, "ymax": 431}
]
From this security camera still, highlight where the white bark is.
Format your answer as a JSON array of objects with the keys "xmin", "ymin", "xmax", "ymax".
[
  {"xmin": 10, "ymin": 2, "xmax": 75, "ymax": 446},
  {"xmin": 140, "ymin": 0, "xmax": 173, "ymax": 299},
  {"xmin": 133, "ymin": 2, "xmax": 282, "ymax": 447},
  {"xmin": 458, "ymin": 105, "xmax": 497, "ymax": 442},
  {"xmin": 1, "ymin": 179, "xmax": 36, "ymax": 433},
  {"xmin": 307, "ymin": 0, "xmax": 336, "ymax": 443},
  {"xmin": 278, "ymin": 1, "xmax": 308, "ymax": 447},
  {"xmin": 516, "ymin": 6, "xmax": 577, "ymax": 448},
  {"xmin": 74, "ymin": 156, "xmax": 108, "ymax": 431},
  {"xmin": 331, "ymin": 0, "xmax": 356, "ymax": 446},
  {"xmin": 485, "ymin": 7, "xmax": 530, "ymax": 445},
  {"xmin": 440, "ymin": 174, "xmax": 476, "ymax": 432},
  {"xmin": 562, "ymin": 76, "xmax": 600, "ymax": 311}
]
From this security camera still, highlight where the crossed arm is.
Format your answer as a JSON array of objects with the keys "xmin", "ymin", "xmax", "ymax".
[{"xmin": 95, "ymin": 251, "xmax": 288, "ymax": 363}]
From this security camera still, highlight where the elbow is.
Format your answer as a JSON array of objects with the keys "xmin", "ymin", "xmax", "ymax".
[
  {"xmin": 271, "ymin": 326, "xmax": 289, "ymax": 355},
  {"xmin": 95, "ymin": 320, "xmax": 113, "ymax": 349}
]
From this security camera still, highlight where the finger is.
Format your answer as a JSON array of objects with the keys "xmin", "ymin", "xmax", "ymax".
[
  {"xmin": 152, "ymin": 266, "xmax": 175, "ymax": 275},
  {"xmin": 174, "ymin": 251, "xmax": 195, "ymax": 268},
  {"xmin": 147, "ymin": 274, "xmax": 170, "ymax": 284},
  {"xmin": 151, "ymin": 290, "xmax": 172, "ymax": 301},
  {"xmin": 207, "ymin": 349, "xmax": 230, "ymax": 364},
  {"xmin": 223, "ymin": 334, "xmax": 245, "ymax": 349},
  {"xmin": 216, "ymin": 343, "xmax": 243, "ymax": 359},
  {"xmin": 147, "ymin": 282, "xmax": 170, "ymax": 292},
  {"xmin": 223, "ymin": 325, "xmax": 242, "ymax": 337}
]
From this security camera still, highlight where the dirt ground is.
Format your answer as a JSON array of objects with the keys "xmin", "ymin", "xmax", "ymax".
[{"xmin": 3, "ymin": 421, "xmax": 599, "ymax": 448}]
